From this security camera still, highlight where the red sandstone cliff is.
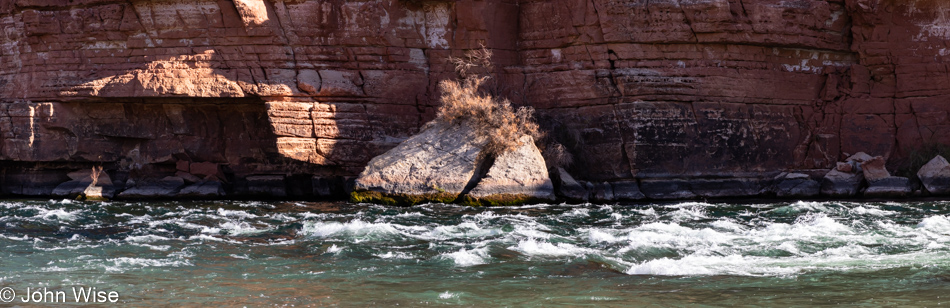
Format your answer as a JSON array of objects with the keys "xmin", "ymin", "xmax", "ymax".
[{"xmin": 0, "ymin": 0, "xmax": 948, "ymax": 198}]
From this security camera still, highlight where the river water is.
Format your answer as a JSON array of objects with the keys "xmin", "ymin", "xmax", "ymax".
[{"xmin": 0, "ymin": 199, "xmax": 948, "ymax": 306}]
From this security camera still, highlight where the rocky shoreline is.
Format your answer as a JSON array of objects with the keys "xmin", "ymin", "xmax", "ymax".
[{"xmin": 5, "ymin": 151, "xmax": 945, "ymax": 205}]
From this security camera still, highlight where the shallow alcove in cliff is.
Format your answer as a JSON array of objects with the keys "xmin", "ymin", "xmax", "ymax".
[{"xmin": 0, "ymin": 97, "xmax": 349, "ymax": 200}]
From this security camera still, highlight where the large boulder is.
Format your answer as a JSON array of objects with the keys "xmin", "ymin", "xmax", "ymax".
[
  {"xmin": 52, "ymin": 168, "xmax": 115, "ymax": 199},
  {"xmin": 918, "ymin": 155, "xmax": 950, "ymax": 195},
  {"xmin": 590, "ymin": 182, "xmax": 615, "ymax": 203},
  {"xmin": 353, "ymin": 120, "xmax": 553, "ymax": 206},
  {"xmin": 52, "ymin": 180, "xmax": 91, "ymax": 198},
  {"xmin": 83, "ymin": 185, "xmax": 116, "ymax": 201},
  {"xmin": 864, "ymin": 176, "xmax": 912, "ymax": 197},
  {"xmin": 352, "ymin": 120, "xmax": 488, "ymax": 205},
  {"xmin": 860, "ymin": 156, "xmax": 890, "ymax": 182},
  {"xmin": 847, "ymin": 152, "xmax": 874, "ymax": 164},
  {"xmin": 466, "ymin": 135, "xmax": 556, "ymax": 205},
  {"xmin": 772, "ymin": 173, "xmax": 820, "ymax": 198},
  {"xmin": 553, "ymin": 167, "xmax": 589, "ymax": 202},
  {"xmin": 820, "ymin": 169, "xmax": 864, "ymax": 197}
]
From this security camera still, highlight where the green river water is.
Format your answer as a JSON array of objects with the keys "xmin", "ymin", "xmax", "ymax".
[{"xmin": 0, "ymin": 199, "xmax": 948, "ymax": 306}]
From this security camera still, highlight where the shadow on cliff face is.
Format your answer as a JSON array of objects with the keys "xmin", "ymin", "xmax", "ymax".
[
  {"xmin": 0, "ymin": 97, "xmax": 355, "ymax": 199},
  {"xmin": 0, "ymin": 0, "xmax": 438, "ymax": 199},
  {"xmin": 0, "ymin": 0, "xmax": 517, "ymax": 199}
]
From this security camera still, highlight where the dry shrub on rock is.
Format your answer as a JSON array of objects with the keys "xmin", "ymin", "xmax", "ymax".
[
  {"xmin": 434, "ymin": 46, "xmax": 539, "ymax": 156},
  {"xmin": 436, "ymin": 77, "xmax": 538, "ymax": 155}
]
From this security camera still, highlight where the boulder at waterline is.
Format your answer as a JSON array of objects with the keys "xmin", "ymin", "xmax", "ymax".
[
  {"xmin": 836, "ymin": 162, "xmax": 853, "ymax": 173},
  {"xmin": 352, "ymin": 120, "xmax": 489, "ymax": 205},
  {"xmin": 553, "ymin": 167, "xmax": 589, "ymax": 202},
  {"xmin": 917, "ymin": 155, "xmax": 950, "ymax": 195},
  {"xmin": 52, "ymin": 180, "xmax": 91, "ymax": 198},
  {"xmin": 820, "ymin": 169, "xmax": 864, "ymax": 197},
  {"xmin": 590, "ymin": 182, "xmax": 615, "ymax": 203},
  {"xmin": 66, "ymin": 169, "xmax": 113, "ymax": 186},
  {"xmin": 864, "ymin": 176, "xmax": 912, "ymax": 197},
  {"xmin": 83, "ymin": 185, "xmax": 115, "ymax": 201},
  {"xmin": 53, "ymin": 169, "xmax": 114, "ymax": 199},
  {"xmin": 466, "ymin": 135, "xmax": 555, "ymax": 206},
  {"xmin": 353, "ymin": 118, "xmax": 556, "ymax": 206},
  {"xmin": 772, "ymin": 173, "xmax": 820, "ymax": 198}
]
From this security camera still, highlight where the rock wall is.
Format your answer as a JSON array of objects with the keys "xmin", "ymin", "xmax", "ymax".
[{"xmin": 1, "ymin": 0, "xmax": 949, "ymax": 199}]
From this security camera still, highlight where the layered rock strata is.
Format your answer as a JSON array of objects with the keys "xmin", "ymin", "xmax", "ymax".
[{"xmin": 0, "ymin": 0, "xmax": 949, "ymax": 201}]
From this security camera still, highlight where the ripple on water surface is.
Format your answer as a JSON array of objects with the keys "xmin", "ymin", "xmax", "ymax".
[{"xmin": 0, "ymin": 199, "xmax": 948, "ymax": 305}]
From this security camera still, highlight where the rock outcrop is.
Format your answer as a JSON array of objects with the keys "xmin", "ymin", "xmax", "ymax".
[
  {"xmin": 467, "ymin": 135, "xmax": 556, "ymax": 206},
  {"xmin": 772, "ymin": 173, "xmax": 820, "ymax": 198},
  {"xmin": 821, "ymin": 170, "xmax": 865, "ymax": 197},
  {"xmin": 1, "ymin": 0, "xmax": 949, "ymax": 201},
  {"xmin": 51, "ymin": 168, "xmax": 114, "ymax": 200},
  {"xmin": 352, "ymin": 120, "xmax": 488, "ymax": 205},
  {"xmin": 918, "ymin": 156, "xmax": 950, "ymax": 195},
  {"xmin": 553, "ymin": 168, "xmax": 589, "ymax": 202},
  {"xmin": 865, "ymin": 176, "xmax": 912, "ymax": 198},
  {"xmin": 353, "ymin": 120, "xmax": 554, "ymax": 205},
  {"xmin": 821, "ymin": 153, "xmax": 879, "ymax": 197},
  {"xmin": 860, "ymin": 156, "xmax": 891, "ymax": 183}
]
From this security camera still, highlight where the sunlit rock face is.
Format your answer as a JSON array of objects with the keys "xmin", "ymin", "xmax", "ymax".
[{"xmin": 1, "ymin": 0, "xmax": 949, "ymax": 199}]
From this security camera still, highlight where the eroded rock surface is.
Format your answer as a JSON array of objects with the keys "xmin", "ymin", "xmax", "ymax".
[
  {"xmin": 821, "ymin": 170, "xmax": 864, "ymax": 197},
  {"xmin": 1, "ymin": 0, "xmax": 949, "ymax": 200},
  {"xmin": 860, "ymin": 156, "xmax": 891, "ymax": 183},
  {"xmin": 353, "ymin": 120, "xmax": 488, "ymax": 205},
  {"xmin": 354, "ymin": 120, "xmax": 554, "ymax": 205},
  {"xmin": 554, "ymin": 168, "xmax": 589, "ymax": 202},
  {"xmin": 772, "ymin": 173, "xmax": 820, "ymax": 198},
  {"xmin": 468, "ymin": 135, "xmax": 556, "ymax": 205},
  {"xmin": 918, "ymin": 156, "xmax": 950, "ymax": 195},
  {"xmin": 865, "ymin": 177, "xmax": 912, "ymax": 198}
]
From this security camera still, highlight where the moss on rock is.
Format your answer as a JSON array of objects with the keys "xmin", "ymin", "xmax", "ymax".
[
  {"xmin": 459, "ymin": 194, "xmax": 547, "ymax": 207},
  {"xmin": 350, "ymin": 190, "xmax": 459, "ymax": 206}
]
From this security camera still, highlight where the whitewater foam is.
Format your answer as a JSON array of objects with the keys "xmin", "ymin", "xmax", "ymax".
[
  {"xmin": 442, "ymin": 247, "xmax": 490, "ymax": 266},
  {"xmin": 512, "ymin": 238, "xmax": 590, "ymax": 257}
]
